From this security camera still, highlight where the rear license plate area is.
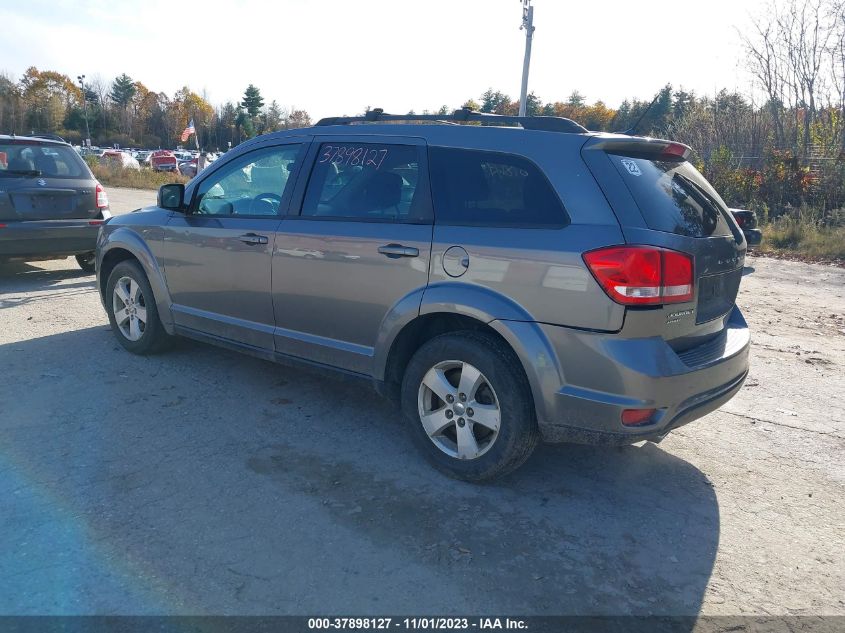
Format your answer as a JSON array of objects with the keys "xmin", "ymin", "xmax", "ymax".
[{"xmin": 696, "ymin": 268, "xmax": 742, "ymax": 324}]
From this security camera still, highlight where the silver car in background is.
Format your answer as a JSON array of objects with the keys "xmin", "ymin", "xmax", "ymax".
[{"xmin": 95, "ymin": 109, "xmax": 750, "ymax": 481}]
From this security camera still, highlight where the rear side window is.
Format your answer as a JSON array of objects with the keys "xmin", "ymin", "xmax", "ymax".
[
  {"xmin": 609, "ymin": 155, "xmax": 733, "ymax": 237},
  {"xmin": 0, "ymin": 143, "xmax": 87, "ymax": 178},
  {"xmin": 428, "ymin": 147, "xmax": 567, "ymax": 228},
  {"xmin": 301, "ymin": 143, "xmax": 427, "ymax": 222}
]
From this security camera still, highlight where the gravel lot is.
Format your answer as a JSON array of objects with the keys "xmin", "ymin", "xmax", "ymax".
[{"xmin": 0, "ymin": 187, "xmax": 843, "ymax": 616}]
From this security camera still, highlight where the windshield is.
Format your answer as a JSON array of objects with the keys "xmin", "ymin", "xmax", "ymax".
[
  {"xmin": 608, "ymin": 154, "xmax": 734, "ymax": 238},
  {"xmin": 0, "ymin": 142, "xmax": 88, "ymax": 178}
]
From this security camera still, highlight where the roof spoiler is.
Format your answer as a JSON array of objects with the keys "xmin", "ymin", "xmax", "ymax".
[{"xmin": 584, "ymin": 136, "xmax": 691, "ymax": 160}]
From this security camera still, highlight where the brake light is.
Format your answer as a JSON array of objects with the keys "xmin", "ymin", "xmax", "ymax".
[
  {"xmin": 733, "ymin": 215, "xmax": 746, "ymax": 227},
  {"xmin": 95, "ymin": 182, "xmax": 109, "ymax": 209},
  {"xmin": 661, "ymin": 142, "xmax": 690, "ymax": 159},
  {"xmin": 583, "ymin": 246, "xmax": 694, "ymax": 305}
]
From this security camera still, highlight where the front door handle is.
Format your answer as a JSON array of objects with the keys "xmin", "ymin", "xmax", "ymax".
[
  {"xmin": 378, "ymin": 243, "xmax": 419, "ymax": 258},
  {"xmin": 239, "ymin": 233, "xmax": 268, "ymax": 245}
]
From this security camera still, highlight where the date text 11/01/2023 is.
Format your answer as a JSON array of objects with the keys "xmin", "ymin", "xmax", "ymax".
[{"xmin": 307, "ymin": 617, "xmax": 528, "ymax": 630}]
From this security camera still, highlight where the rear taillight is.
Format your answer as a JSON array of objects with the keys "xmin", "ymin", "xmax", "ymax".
[
  {"xmin": 733, "ymin": 215, "xmax": 746, "ymax": 227},
  {"xmin": 583, "ymin": 246, "xmax": 694, "ymax": 306},
  {"xmin": 95, "ymin": 182, "xmax": 109, "ymax": 209}
]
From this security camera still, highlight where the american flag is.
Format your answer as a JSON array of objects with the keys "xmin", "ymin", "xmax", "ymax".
[{"xmin": 180, "ymin": 119, "xmax": 196, "ymax": 142}]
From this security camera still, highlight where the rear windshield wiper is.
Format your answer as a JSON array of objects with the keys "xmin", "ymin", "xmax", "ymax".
[
  {"xmin": 0, "ymin": 169, "xmax": 42, "ymax": 177},
  {"xmin": 673, "ymin": 172, "xmax": 725, "ymax": 216}
]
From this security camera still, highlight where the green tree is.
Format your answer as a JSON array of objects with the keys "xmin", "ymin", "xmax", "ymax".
[
  {"xmin": 262, "ymin": 100, "xmax": 285, "ymax": 133},
  {"xmin": 673, "ymin": 89, "xmax": 695, "ymax": 119},
  {"xmin": 109, "ymin": 74, "xmax": 136, "ymax": 108},
  {"xmin": 287, "ymin": 109, "xmax": 312, "ymax": 129},
  {"xmin": 480, "ymin": 89, "xmax": 510, "ymax": 114},
  {"xmin": 241, "ymin": 84, "xmax": 264, "ymax": 118},
  {"xmin": 567, "ymin": 91, "xmax": 586, "ymax": 107},
  {"xmin": 236, "ymin": 107, "xmax": 255, "ymax": 139},
  {"xmin": 524, "ymin": 92, "xmax": 542, "ymax": 116}
]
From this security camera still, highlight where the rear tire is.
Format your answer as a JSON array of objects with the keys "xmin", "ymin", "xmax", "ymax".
[
  {"xmin": 105, "ymin": 260, "xmax": 170, "ymax": 355},
  {"xmin": 401, "ymin": 331, "xmax": 539, "ymax": 482},
  {"xmin": 76, "ymin": 252, "xmax": 96, "ymax": 273}
]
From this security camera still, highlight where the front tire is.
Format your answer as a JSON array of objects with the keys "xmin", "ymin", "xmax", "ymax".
[
  {"xmin": 76, "ymin": 252, "xmax": 96, "ymax": 273},
  {"xmin": 105, "ymin": 260, "xmax": 170, "ymax": 354},
  {"xmin": 401, "ymin": 331, "xmax": 539, "ymax": 482}
]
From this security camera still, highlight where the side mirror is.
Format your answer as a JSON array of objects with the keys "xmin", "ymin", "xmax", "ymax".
[{"xmin": 158, "ymin": 183, "xmax": 185, "ymax": 211}]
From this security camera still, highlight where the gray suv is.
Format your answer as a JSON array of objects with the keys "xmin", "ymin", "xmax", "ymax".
[
  {"xmin": 96, "ymin": 109, "xmax": 750, "ymax": 481},
  {"xmin": 1, "ymin": 134, "xmax": 110, "ymax": 272}
]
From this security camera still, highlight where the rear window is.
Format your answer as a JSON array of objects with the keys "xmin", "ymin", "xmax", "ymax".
[
  {"xmin": 429, "ymin": 147, "xmax": 568, "ymax": 228},
  {"xmin": 0, "ymin": 142, "xmax": 88, "ymax": 179},
  {"xmin": 609, "ymin": 155, "xmax": 733, "ymax": 238}
]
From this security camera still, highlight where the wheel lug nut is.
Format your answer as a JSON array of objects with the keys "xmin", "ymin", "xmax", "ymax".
[
  {"xmin": 457, "ymin": 418, "xmax": 465, "ymax": 427},
  {"xmin": 446, "ymin": 394, "xmax": 454, "ymax": 403},
  {"xmin": 445, "ymin": 410, "xmax": 454, "ymax": 419},
  {"xmin": 459, "ymin": 393, "xmax": 467, "ymax": 402},
  {"xmin": 467, "ymin": 408, "xmax": 474, "ymax": 417}
]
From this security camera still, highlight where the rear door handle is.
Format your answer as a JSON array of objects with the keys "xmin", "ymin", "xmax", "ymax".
[
  {"xmin": 239, "ymin": 233, "xmax": 268, "ymax": 245},
  {"xmin": 378, "ymin": 243, "xmax": 419, "ymax": 258}
]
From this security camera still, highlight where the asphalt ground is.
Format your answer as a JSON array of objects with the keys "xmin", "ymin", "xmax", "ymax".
[{"xmin": 0, "ymin": 187, "xmax": 842, "ymax": 615}]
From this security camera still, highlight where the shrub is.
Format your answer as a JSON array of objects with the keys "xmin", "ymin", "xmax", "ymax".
[
  {"xmin": 89, "ymin": 162, "xmax": 189, "ymax": 190},
  {"xmin": 760, "ymin": 218, "xmax": 845, "ymax": 261}
]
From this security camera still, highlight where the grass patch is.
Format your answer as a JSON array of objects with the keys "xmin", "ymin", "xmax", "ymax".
[
  {"xmin": 759, "ymin": 219, "xmax": 845, "ymax": 262},
  {"xmin": 89, "ymin": 162, "xmax": 189, "ymax": 190}
]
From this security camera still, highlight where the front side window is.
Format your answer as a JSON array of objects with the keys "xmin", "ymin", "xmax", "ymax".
[
  {"xmin": 428, "ymin": 147, "xmax": 568, "ymax": 227},
  {"xmin": 0, "ymin": 143, "xmax": 87, "ymax": 178},
  {"xmin": 301, "ymin": 143, "xmax": 426, "ymax": 222},
  {"xmin": 193, "ymin": 144, "xmax": 302, "ymax": 216}
]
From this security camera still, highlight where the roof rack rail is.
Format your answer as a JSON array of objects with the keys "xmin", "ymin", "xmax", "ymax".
[
  {"xmin": 28, "ymin": 133, "xmax": 67, "ymax": 143},
  {"xmin": 315, "ymin": 108, "xmax": 588, "ymax": 134}
]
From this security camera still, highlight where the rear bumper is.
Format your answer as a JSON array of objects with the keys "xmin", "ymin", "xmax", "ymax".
[
  {"xmin": 743, "ymin": 228, "xmax": 762, "ymax": 247},
  {"xmin": 0, "ymin": 219, "xmax": 100, "ymax": 259},
  {"xmin": 532, "ymin": 306, "xmax": 750, "ymax": 445}
]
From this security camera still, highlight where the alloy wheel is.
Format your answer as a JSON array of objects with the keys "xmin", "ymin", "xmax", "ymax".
[
  {"xmin": 112, "ymin": 276, "xmax": 147, "ymax": 341},
  {"xmin": 417, "ymin": 360, "xmax": 501, "ymax": 460}
]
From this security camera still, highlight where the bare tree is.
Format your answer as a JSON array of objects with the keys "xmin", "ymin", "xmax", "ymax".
[
  {"xmin": 88, "ymin": 74, "xmax": 111, "ymax": 135},
  {"xmin": 830, "ymin": 1, "xmax": 845, "ymax": 153},
  {"xmin": 742, "ymin": 4, "xmax": 787, "ymax": 146},
  {"xmin": 780, "ymin": 0, "xmax": 837, "ymax": 156},
  {"xmin": 743, "ymin": 0, "xmax": 844, "ymax": 156}
]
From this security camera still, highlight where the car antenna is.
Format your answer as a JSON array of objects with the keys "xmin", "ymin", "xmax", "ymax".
[{"xmin": 618, "ymin": 91, "xmax": 661, "ymax": 136}]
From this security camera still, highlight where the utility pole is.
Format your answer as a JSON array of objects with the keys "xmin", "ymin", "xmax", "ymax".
[
  {"xmin": 77, "ymin": 74, "xmax": 91, "ymax": 147},
  {"xmin": 518, "ymin": 0, "xmax": 535, "ymax": 117}
]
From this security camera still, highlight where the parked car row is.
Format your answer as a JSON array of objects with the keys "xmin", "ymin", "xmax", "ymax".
[{"xmin": 73, "ymin": 145, "xmax": 224, "ymax": 173}]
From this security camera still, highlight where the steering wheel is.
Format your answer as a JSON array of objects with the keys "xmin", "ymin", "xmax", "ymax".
[{"xmin": 249, "ymin": 192, "xmax": 283, "ymax": 215}]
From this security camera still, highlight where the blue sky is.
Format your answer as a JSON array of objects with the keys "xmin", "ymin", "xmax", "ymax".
[{"xmin": 1, "ymin": 0, "xmax": 764, "ymax": 119}]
